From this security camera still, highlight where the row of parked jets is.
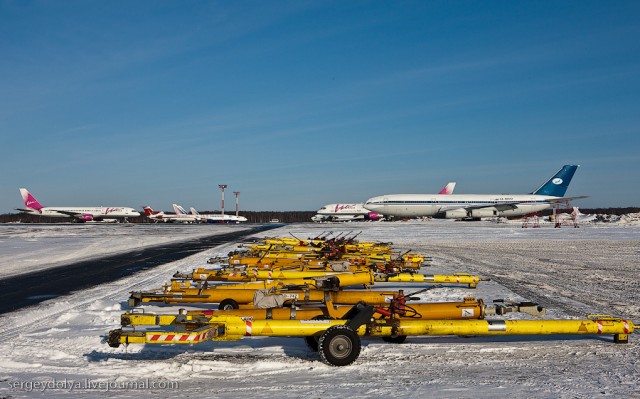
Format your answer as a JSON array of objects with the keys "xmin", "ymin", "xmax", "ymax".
[
  {"xmin": 15, "ymin": 165, "xmax": 587, "ymax": 224},
  {"xmin": 143, "ymin": 205, "xmax": 247, "ymax": 223},
  {"xmin": 16, "ymin": 189, "xmax": 246, "ymax": 223},
  {"xmin": 312, "ymin": 165, "xmax": 588, "ymax": 222}
]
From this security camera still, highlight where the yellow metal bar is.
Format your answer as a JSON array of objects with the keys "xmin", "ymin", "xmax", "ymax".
[
  {"xmin": 121, "ymin": 298, "xmax": 487, "ymax": 327},
  {"xmin": 210, "ymin": 270, "xmax": 374, "ymax": 286},
  {"xmin": 381, "ymin": 273, "xmax": 487, "ymax": 288},
  {"xmin": 183, "ymin": 316, "xmax": 634, "ymax": 339},
  {"xmin": 172, "ymin": 271, "xmax": 374, "ymax": 288},
  {"xmin": 210, "ymin": 316, "xmax": 636, "ymax": 339},
  {"xmin": 134, "ymin": 286, "xmax": 400, "ymax": 306},
  {"xmin": 228, "ymin": 256, "xmax": 326, "ymax": 268},
  {"xmin": 388, "ymin": 318, "xmax": 634, "ymax": 338}
]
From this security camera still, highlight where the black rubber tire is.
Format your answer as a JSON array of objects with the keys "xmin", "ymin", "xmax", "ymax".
[
  {"xmin": 304, "ymin": 335, "xmax": 320, "ymax": 352},
  {"xmin": 303, "ymin": 315, "xmax": 330, "ymax": 352},
  {"xmin": 218, "ymin": 299, "xmax": 239, "ymax": 310},
  {"xmin": 382, "ymin": 335, "xmax": 407, "ymax": 344},
  {"xmin": 107, "ymin": 329, "xmax": 121, "ymax": 348},
  {"xmin": 318, "ymin": 325, "xmax": 361, "ymax": 366}
]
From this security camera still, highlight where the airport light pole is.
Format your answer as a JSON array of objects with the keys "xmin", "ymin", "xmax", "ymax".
[
  {"xmin": 233, "ymin": 191, "xmax": 240, "ymax": 217},
  {"xmin": 218, "ymin": 185, "xmax": 227, "ymax": 221}
]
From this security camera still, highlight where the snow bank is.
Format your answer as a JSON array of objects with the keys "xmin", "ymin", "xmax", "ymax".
[{"xmin": 594, "ymin": 212, "xmax": 640, "ymax": 226}]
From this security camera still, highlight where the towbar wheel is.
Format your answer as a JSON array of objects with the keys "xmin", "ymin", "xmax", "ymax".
[
  {"xmin": 382, "ymin": 335, "xmax": 407, "ymax": 344},
  {"xmin": 107, "ymin": 329, "xmax": 122, "ymax": 348},
  {"xmin": 318, "ymin": 325, "xmax": 361, "ymax": 366},
  {"xmin": 218, "ymin": 299, "xmax": 239, "ymax": 310}
]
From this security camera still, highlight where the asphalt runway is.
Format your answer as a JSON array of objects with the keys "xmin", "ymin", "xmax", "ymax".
[{"xmin": 0, "ymin": 224, "xmax": 280, "ymax": 314}]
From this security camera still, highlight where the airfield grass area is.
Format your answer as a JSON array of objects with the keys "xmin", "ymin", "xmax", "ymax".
[{"xmin": 0, "ymin": 222, "xmax": 638, "ymax": 398}]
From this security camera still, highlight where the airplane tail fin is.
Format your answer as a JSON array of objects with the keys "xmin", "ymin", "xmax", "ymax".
[
  {"xmin": 172, "ymin": 204, "xmax": 189, "ymax": 215},
  {"xmin": 531, "ymin": 165, "xmax": 579, "ymax": 197},
  {"xmin": 190, "ymin": 207, "xmax": 200, "ymax": 216},
  {"xmin": 19, "ymin": 188, "xmax": 44, "ymax": 210},
  {"xmin": 143, "ymin": 206, "xmax": 156, "ymax": 216},
  {"xmin": 439, "ymin": 182, "xmax": 456, "ymax": 195}
]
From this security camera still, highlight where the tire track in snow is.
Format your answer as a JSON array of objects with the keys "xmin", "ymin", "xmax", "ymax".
[{"xmin": 0, "ymin": 225, "xmax": 279, "ymax": 314}]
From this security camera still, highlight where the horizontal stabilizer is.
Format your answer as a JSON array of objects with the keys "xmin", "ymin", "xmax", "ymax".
[{"xmin": 544, "ymin": 195, "xmax": 589, "ymax": 204}]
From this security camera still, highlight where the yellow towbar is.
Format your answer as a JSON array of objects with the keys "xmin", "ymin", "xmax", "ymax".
[
  {"xmin": 176, "ymin": 267, "xmax": 486, "ymax": 289},
  {"xmin": 128, "ymin": 287, "xmax": 400, "ymax": 309},
  {"xmin": 120, "ymin": 297, "xmax": 496, "ymax": 327},
  {"xmin": 378, "ymin": 273, "xmax": 489, "ymax": 288},
  {"xmin": 107, "ymin": 306, "xmax": 634, "ymax": 366}
]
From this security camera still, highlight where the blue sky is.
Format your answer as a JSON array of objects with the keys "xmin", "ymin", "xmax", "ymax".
[{"xmin": 1, "ymin": 0, "xmax": 639, "ymax": 213}]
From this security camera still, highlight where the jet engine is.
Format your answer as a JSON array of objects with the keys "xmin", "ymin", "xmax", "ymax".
[
  {"xmin": 444, "ymin": 209, "xmax": 469, "ymax": 219},
  {"xmin": 469, "ymin": 208, "xmax": 499, "ymax": 218},
  {"xmin": 366, "ymin": 212, "xmax": 382, "ymax": 221}
]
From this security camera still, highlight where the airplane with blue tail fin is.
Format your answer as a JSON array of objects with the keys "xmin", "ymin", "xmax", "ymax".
[{"xmin": 364, "ymin": 165, "xmax": 587, "ymax": 220}]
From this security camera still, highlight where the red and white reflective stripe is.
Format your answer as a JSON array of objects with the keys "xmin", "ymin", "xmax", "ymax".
[
  {"xmin": 623, "ymin": 320, "xmax": 630, "ymax": 334},
  {"xmin": 245, "ymin": 320, "xmax": 253, "ymax": 336},
  {"xmin": 268, "ymin": 271, "xmax": 272, "ymax": 279},
  {"xmin": 149, "ymin": 331, "xmax": 209, "ymax": 343},
  {"xmin": 597, "ymin": 320, "xmax": 603, "ymax": 334},
  {"xmin": 456, "ymin": 276, "xmax": 460, "ymax": 283},
  {"xmin": 252, "ymin": 270, "xmax": 258, "ymax": 278}
]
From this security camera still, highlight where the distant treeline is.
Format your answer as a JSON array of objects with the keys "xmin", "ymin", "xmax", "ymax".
[
  {"xmin": 0, "ymin": 211, "xmax": 316, "ymax": 224},
  {"xmin": 1, "ymin": 208, "xmax": 638, "ymax": 224}
]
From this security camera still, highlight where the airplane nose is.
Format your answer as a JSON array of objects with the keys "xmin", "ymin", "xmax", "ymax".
[{"xmin": 363, "ymin": 201, "xmax": 379, "ymax": 211}]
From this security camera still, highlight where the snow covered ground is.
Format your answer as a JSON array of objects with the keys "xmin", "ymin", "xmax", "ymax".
[
  {"xmin": 0, "ymin": 224, "xmax": 251, "ymax": 279},
  {"xmin": 0, "ymin": 221, "xmax": 638, "ymax": 398}
]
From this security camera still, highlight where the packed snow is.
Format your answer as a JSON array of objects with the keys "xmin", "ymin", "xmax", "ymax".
[
  {"xmin": 0, "ymin": 224, "xmax": 251, "ymax": 279},
  {"xmin": 0, "ymin": 221, "xmax": 638, "ymax": 398}
]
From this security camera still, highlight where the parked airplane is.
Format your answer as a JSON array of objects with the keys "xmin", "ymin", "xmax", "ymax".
[
  {"xmin": 546, "ymin": 207, "xmax": 596, "ymax": 224},
  {"xmin": 172, "ymin": 204, "xmax": 203, "ymax": 223},
  {"xmin": 143, "ymin": 206, "xmax": 196, "ymax": 223},
  {"xmin": 312, "ymin": 182, "xmax": 457, "ymax": 222},
  {"xmin": 364, "ymin": 165, "xmax": 586, "ymax": 220},
  {"xmin": 17, "ymin": 188, "xmax": 140, "ymax": 222},
  {"xmin": 189, "ymin": 207, "xmax": 248, "ymax": 224},
  {"xmin": 313, "ymin": 203, "xmax": 382, "ymax": 223}
]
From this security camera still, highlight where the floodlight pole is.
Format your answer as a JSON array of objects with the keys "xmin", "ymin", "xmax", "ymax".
[
  {"xmin": 233, "ymin": 191, "xmax": 240, "ymax": 217},
  {"xmin": 218, "ymin": 185, "xmax": 227, "ymax": 220}
]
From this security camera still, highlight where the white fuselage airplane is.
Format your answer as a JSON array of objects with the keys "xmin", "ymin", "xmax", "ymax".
[
  {"xmin": 189, "ymin": 207, "xmax": 248, "ymax": 224},
  {"xmin": 313, "ymin": 203, "xmax": 381, "ymax": 222},
  {"xmin": 172, "ymin": 204, "xmax": 203, "ymax": 223},
  {"xmin": 17, "ymin": 188, "xmax": 140, "ymax": 222},
  {"xmin": 312, "ymin": 182, "xmax": 457, "ymax": 222},
  {"xmin": 143, "ymin": 206, "xmax": 196, "ymax": 223},
  {"xmin": 364, "ymin": 165, "xmax": 586, "ymax": 220}
]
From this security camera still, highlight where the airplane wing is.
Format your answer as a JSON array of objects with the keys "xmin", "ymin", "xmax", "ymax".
[
  {"xmin": 56, "ymin": 209, "xmax": 82, "ymax": 217},
  {"xmin": 452, "ymin": 202, "xmax": 521, "ymax": 212},
  {"xmin": 452, "ymin": 196, "xmax": 589, "ymax": 214},
  {"xmin": 461, "ymin": 196, "xmax": 589, "ymax": 211},
  {"xmin": 54, "ymin": 210, "xmax": 87, "ymax": 218}
]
